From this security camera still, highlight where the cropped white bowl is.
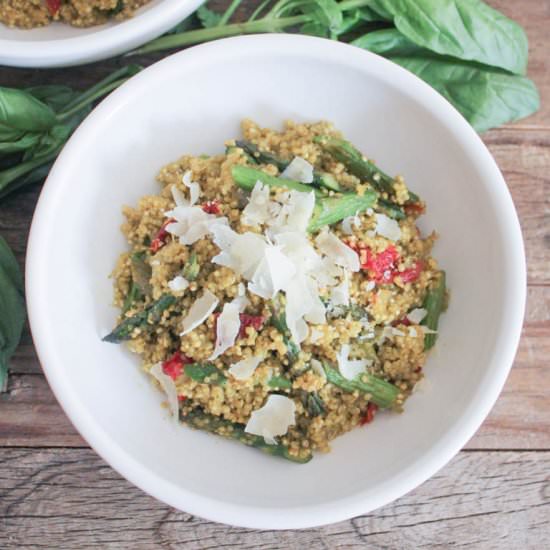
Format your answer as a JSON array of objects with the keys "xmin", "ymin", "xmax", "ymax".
[
  {"xmin": 26, "ymin": 35, "xmax": 525, "ymax": 529},
  {"xmin": 0, "ymin": 0, "xmax": 202, "ymax": 67}
]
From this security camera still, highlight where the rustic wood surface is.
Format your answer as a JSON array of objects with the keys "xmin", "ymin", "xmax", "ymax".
[{"xmin": 1, "ymin": 0, "xmax": 549, "ymax": 547}]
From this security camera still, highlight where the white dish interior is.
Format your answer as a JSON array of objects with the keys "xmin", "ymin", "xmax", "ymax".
[
  {"xmin": 0, "ymin": 0, "xmax": 203, "ymax": 67},
  {"xmin": 26, "ymin": 35, "xmax": 525, "ymax": 529}
]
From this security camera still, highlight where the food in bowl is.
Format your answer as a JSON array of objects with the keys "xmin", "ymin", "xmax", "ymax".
[
  {"xmin": 103, "ymin": 119, "xmax": 447, "ymax": 463},
  {"xmin": 0, "ymin": 0, "xmax": 151, "ymax": 28}
]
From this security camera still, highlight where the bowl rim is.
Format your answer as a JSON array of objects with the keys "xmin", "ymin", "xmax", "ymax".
[
  {"xmin": 0, "ymin": 0, "xmax": 203, "ymax": 68},
  {"xmin": 25, "ymin": 33, "xmax": 526, "ymax": 529}
]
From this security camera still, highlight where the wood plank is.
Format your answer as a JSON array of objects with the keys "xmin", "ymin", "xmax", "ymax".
[
  {"xmin": 489, "ymin": 0, "xmax": 550, "ymax": 129},
  {"xmin": 2, "ymin": 286, "xmax": 548, "ymax": 449},
  {"xmin": 0, "ymin": 448, "xmax": 548, "ymax": 548},
  {"xmin": 482, "ymin": 129, "xmax": 550, "ymax": 285}
]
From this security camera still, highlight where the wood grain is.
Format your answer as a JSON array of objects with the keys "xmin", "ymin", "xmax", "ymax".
[{"xmin": 0, "ymin": 448, "xmax": 548, "ymax": 549}]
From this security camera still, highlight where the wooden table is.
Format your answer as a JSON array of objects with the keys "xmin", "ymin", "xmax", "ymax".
[{"xmin": 1, "ymin": 1, "xmax": 549, "ymax": 547}]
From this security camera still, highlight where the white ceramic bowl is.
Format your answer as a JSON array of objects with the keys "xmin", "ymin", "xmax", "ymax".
[
  {"xmin": 26, "ymin": 35, "xmax": 525, "ymax": 529},
  {"xmin": 0, "ymin": 0, "xmax": 203, "ymax": 67}
]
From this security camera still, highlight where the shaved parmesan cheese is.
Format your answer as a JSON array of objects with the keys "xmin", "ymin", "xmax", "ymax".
[
  {"xmin": 310, "ymin": 358, "xmax": 326, "ymax": 380},
  {"xmin": 237, "ymin": 282, "xmax": 246, "ymax": 296},
  {"xmin": 165, "ymin": 204, "xmax": 227, "ymax": 246},
  {"xmin": 213, "ymin": 231, "xmax": 268, "ymax": 279},
  {"xmin": 341, "ymin": 215, "xmax": 361, "ymax": 235},
  {"xmin": 229, "ymin": 355, "xmax": 263, "ymax": 380},
  {"xmin": 168, "ymin": 275, "xmax": 189, "ymax": 293},
  {"xmin": 210, "ymin": 301, "xmax": 241, "ymax": 360},
  {"xmin": 242, "ymin": 181, "xmax": 275, "ymax": 227},
  {"xmin": 409, "ymin": 327, "xmax": 418, "ymax": 338},
  {"xmin": 285, "ymin": 275, "xmax": 324, "ymax": 344},
  {"xmin": 315, "ymin": 229, "xmax": 360, "ymax": 272},
  {"xmin": 281, "ymin": 156, "xmax": 314, "ymax": 183},
  {"xmin": 309, "ymin": 327, "xmax": 323, "ymax": 344},
  {"xmin": 281, "ymin": 190, "xmax": 315, "ymax": 232},
  {"xmin": 245, "ymin": 394, "xmax": 296, "ymax": 445},
  {"xmin": 407, "ymin": 308, "xmax": 428, "ymax": 324},
  {"xmin": 330, "ymin": 270, "xmax": 350, "ymax": 307},
  {"xmin": 171, "ymin": 185, "xmax": 188, "ymax": 207},
  {"xmin": 181, "ymin": 290, "xmax": 218, "ymax": 335},
  {"xmin": 420, "ymin": 326, "xmax": 438, "ymax": 335},
  {"xmin": 375, "ymin": 213, "xmax": 401, "ymax": 241},
  {"xmin": 365, "ymin": 280, "xmax": 376, "ymax": 292},
  {"xmin": 337, "ymin": 344, "xmax": 371, "ymax": 380},
  {"xmin": 182, "ymin": 170, "xmax": 201, "ymax": 205},
  {"xmin": 150, "ymin": 362, "xmax": 179, "ymax": 418}
]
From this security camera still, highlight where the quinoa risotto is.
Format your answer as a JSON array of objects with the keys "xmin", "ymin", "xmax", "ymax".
[
  {"xmin": 103, "ymin": 120, "xmax": 447, "ymax": 463},
  {"xmin": 0, "ymin": 0, "xmax": 151, "ymax": 28}
]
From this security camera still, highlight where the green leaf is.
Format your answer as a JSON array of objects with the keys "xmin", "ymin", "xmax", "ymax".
[
  {"xmin": 369, "ymin": 0, "xmax": 528, "ymax": 75},
  {"xmin": 0, "ymin": 87, "xmax": 57, "ymax": 141},
  {"xmin": 303, "ymin": 0, "xmax": 343, "ymax": 35},
  {"xmin": 184, "ymin": 363, "xmax": 227, "ymax": 385},
  {"xmin": 197, "ymin": 5, "xmax": 222, "ymax": 28},
  {"xmin": 0, "ymin": 236, "xmax": 25, "ymax": 390},
  {"xmin": 352, "ymin": 27, "xmax": 427, "ymax": 56},
  {"xmin": 25, "ymin": 85, "xmax": 80, "ymax": 114},
  {"xmin": 300, "ymin": 21, "xmax": 329, "ymax": 38},
  {"xmin": 391, "ymin": 55, "xmax": 540, "ymax": 132},
  {"xmin": 0, "ymin": 132, "xmax": 42, "ymax": 154},
  {"xmin": 0, "ymin": 161, "xmax": 53, "ymax": 201}
]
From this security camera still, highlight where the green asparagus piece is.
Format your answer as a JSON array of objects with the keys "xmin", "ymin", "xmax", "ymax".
[
  {"xmin": 422, "ymin": 271, "xmax": 446, "ymax": 350},
  {"xmin": 103, "ymin": 294, "xmax": 176, "ymax": 343},
  {"xmin": 378, "ymin": 198, "xmax": 406, "ymax": 220},
  {"xmin": 182, "ymin": 252, "xmax": 200, "ymax": 281},
  {"xmin": 231, "ymin": 165, "xmax": 323, "ymax": 198},
  {"xmin": 267, "ymin": 375, "xmax": 293, "ymax": 390},
  {"xmin": 180, "ymin": 407, "xmax": 312, "ymax": 463},
  {"xmin": 235, "ymin": 139, "xmax": 342, "ymax": 192},
  {"xmin": 184, "ymin": 363, "xmax": 227, "ymax": 385},
  {"xmin": 269, "ymin": 299, "xmax": 300, "ymax": 363},
  {"xmin": 299, "ymin": 390, "xmax": 326, "ymax": 417},
  {"xmin": 130, "ymin": 251, "xmax": 153, "ymax": 296},
  {"xmin": 314, "ymin": 135, "xmax": 395, "ymax": 195},
  {"xmin": 323, "ymin": 363, "xmax": 400, "ymax": 409},
  {"xmin": 122, "ymin": 282, "xmax": 143, "ymax": 314},
  {"xmin": 308, "ymin": 191, "xmax": 378, "ymax": 233}
]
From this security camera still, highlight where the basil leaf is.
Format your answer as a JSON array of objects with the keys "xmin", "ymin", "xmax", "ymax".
[
  {"xmin": 391, "ymin": 55, "xmax": 540, "ymax": 132},
  {"xmin": 0, "ymin": 132, "xmax": 42, "ymax": 154},
  {"xmin": 0, "ymin": 87, "xmax": 57, "ymax": 140},
  {"xmin": 0, "ymin": 236, "xmax": 25, "ymax": 390},
  {"xmin": 304, "ymin": 0, "xmax": 343, "ymax": 35},
  {"xmin": 352, "ymin": 28, "xmax": 428, "ymax": 56},
  {"xmin": 26, "ymin": 85, "xmax": 80, "ymax": 114},
  {"xmin": 370, "ymin": 0, "xmax": 528, "ymax": 75},
  {"xmin": 197, "ymin": 5, "xmax": 222, "ymax": 28},
  {"xmin": 0, "ymin": 161, "xmax": 53, "ymax": 201}
]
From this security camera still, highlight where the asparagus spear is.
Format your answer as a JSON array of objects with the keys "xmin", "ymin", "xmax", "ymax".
[
  {"xmin": 314, "ymin": 135, "xmax": 420, "ymax": 203},
  {"xmin": 232, "ymin": 165, "xmax": 378, "ymax": 232},
  {"xmin": 308, "ymin": 191, "xmax": 378, "ymax": 232},
  {"xmin": 184, "ymin": 362, "xmax": 227, "ymax": 385},
  {"xmin": 122, "ymin": 282, "xmax": 143, "ymax": 314},
  {"xmin": 232, "ymin": 164, "xmax": 323, "ymax": 197},
  {"xmin": 422, "ymin": 271, "xmax": 446, "ymax": 350},
  {"xmin": 235, "ymin": 139, "xmax": 342, "ymax": 192},
  {"xmin": 267, "ymin": 375, "xmax": 293, "ymax": 390},
  {"xmin": 103, "ymin": 294, "xmax": 176, "ymax": 343},
  {"xmin": 323, "ymin": 363, "xmax": 400, "ymax": 409},
  {"xmin": 182, "ymin": 252, "xmax": 200, "ymax": 281},
  {"xmin": 269, "ymin": 298, "xmax": 300, "ymax": 363},
  {"xmin": 299, "ymin": 390, "xmax": 326, "ymax": 417},
  {"xmin": 180, "ymin": 407, "xmax": 312, "ymax": 463}
]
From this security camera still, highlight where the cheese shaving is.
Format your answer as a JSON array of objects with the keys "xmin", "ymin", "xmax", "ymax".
[
  {"xmin": 245, "ymin": 394, "xmax": 296, "ymax": 445},
  {"xmin": 337, "ymin": 344, "xmax": 371, "ymax": 380},
  {"xmin": 182, "ymin": 170, "xmax": 201, "ymax": 206},
  {"xmin": 315, "ymin": 229, "xmax": 360, "ymax": 272},
  {"xmin": 310, "ymin": 358, "xmax": 326, "ymax": 380},
  {"xmin": 281, "ymin": 156, "xmax": 314, "ymax": 183},
  {"xmin": 150, "ymin": 362, "xmax": 179, "ymax": 418},
  {"xmin": 210, "ymin": 300, "xmax": 241, "ymax": 360},
  {"xmin": 229, "ymin": 355, "xmax": 263, "ymax": 380},
  {"xmin": 375, "ymin": 213, "xmax": 401, "ymax": 241},
  {"xmin": 330, "ymin": 270, "xmax": 350, "ymax": 307},
  {"xmin": 407, "ymin": 308, "xmax": 428, "ymax": 324},
  {"xmin": 168, "ymin": 275, "xmax": 189, "ymax": 293},
  {"xmin": 180, "ymin": 289, "xmax": 218, "ymax": 335}
]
